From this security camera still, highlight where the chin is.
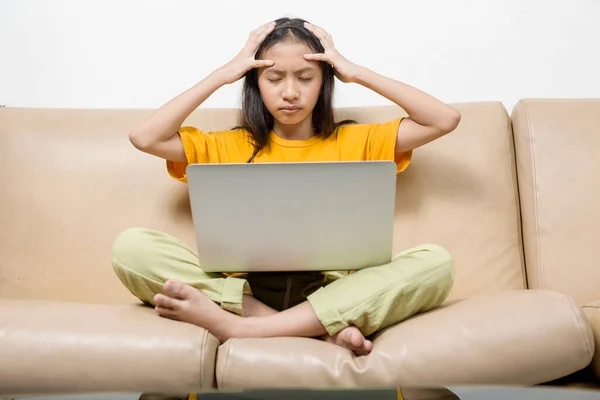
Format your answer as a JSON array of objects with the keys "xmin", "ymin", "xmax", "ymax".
[
  {"xmin": 276, "ymin": 117, "xmax": 304, "ymax": 125},
  {"xmin": 275, "ymin": 111, "xmax": 310, "ymax": 125}
]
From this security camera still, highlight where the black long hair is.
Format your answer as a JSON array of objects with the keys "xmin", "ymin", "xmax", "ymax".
[{"xmin": 234, "ymin": 17, "xmax": 355, "ymax": 162}]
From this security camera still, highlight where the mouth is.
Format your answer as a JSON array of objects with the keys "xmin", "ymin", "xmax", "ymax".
[{"xmin": 280, "ymin": 106, "xmax": 301, "ymax": 113}]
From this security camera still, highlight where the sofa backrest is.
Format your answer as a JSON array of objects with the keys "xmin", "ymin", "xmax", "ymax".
[
  {"xmin": 512, "ymin": 99, "xmax": 600, "ymax": 306},
  {"xmin": 0, "ymin": 102, "xmax": 526, "ymax": 304},
  {"xmin": 335, "ymin": 103, "xmax": 526, "ymax": 299}
]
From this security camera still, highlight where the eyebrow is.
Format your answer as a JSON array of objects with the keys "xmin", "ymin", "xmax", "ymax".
[{"xmin": 267, "ymin": 67, "xmax": 315, "ymax": 75}]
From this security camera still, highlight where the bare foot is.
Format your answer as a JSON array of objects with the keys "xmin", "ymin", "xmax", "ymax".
[
  {"xmin": 153, "ymin": 280, "xmax": 237, "ymax": 342},
  {"xmin": 153, "ymin": 280, "xmax": 373, "ymax": 356},
  {"xmin": 322, "ymin": 326, "xmax": 373, "ymax": 356}
]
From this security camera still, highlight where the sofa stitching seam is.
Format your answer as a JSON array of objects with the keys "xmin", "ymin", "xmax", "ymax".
[
  {"xmin": 505, "ymin": 102, "xmax": 527, "ymax": 289},
  {"xmin": 522, "ymin": 100, "xmax": 543, "ymax": 290},
  {"xmin": 219, "ymin": 340, "xmax": 231, "ymax": 388},
  {"xmin": 199, "ymin": 327, "xmax": 207, "ymax": 389},
  {"xmin": 563, "ymin": 292, "xmax": 594, "ymax": 357},
  {"xmin": 114, "ymin": 259, "xmax": 211, "ymax": 388}
]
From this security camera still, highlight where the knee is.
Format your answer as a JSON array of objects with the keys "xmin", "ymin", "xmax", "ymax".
[
  {"xmin": 111, "ymin": 227, "xmax": 156, "ymax": 273},
  {"xmin": 398, "ymin": 243, "xmax": 455, "ymax": 287},
  {"xmin": 420, "ymin": 244, "xmax": 453, "ymax": 266},
  {"xmin": 420, "ymin": 244, "xmax": 455, "ymax": 292},
  {"xmin": 422, "ymin": 242, "xmax": 453, "ymax": 270}
]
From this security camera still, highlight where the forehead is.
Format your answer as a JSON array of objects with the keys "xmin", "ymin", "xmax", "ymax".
[{"xmin": 261, "ymin": 41, "xmax": 318, "ymax": 71}]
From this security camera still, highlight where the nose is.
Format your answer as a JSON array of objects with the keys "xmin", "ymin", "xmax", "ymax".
[{"xmin": 282, "ymin": 79, "xmax": 299, "ymax": 101}]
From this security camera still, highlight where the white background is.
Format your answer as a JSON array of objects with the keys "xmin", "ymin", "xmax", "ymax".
[{"xmin": 1, "ymin": 0, "xmax": 599, "ymax": 112}]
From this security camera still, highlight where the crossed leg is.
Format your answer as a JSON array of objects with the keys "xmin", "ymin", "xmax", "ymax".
[
  {"xmin": 112, "ymin": 228, "xmax": 453, "ymax": 357},
  {"xmin": 153, "ymin": 240, "xmax": 454, "ymax": 356},
  {"xmin": 155, "ymin": 281, "xmax": 373, "ymax": 355}
]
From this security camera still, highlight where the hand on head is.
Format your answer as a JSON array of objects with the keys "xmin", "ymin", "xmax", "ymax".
[
  {"xmin": 216, "ymin": 22, "xmax": 276, "ymax": 85},
  {"xmin": 216, "ymin": 19, "xmax": 358, "ymax": 86},
  {"xmin": 302, "ymin": 22, "xmax": 358, "ymax": 83}
]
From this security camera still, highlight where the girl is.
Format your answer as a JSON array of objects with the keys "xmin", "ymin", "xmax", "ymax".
[{"xmin": 112, "ymin": 17, "xmax": 460, "ymax": 356}]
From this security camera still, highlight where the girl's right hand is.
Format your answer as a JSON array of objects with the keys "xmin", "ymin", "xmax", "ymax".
[{"xmin": 216, "ymin": 22, "xmax": 276, "ymax": 85}]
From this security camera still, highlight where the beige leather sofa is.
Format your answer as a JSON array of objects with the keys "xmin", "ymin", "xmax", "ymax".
[{"xmin": 0, "ymin": 99, "xmax": 598, "ymax": 397}]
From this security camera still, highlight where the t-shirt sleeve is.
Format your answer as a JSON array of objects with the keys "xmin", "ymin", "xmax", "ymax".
[
  {"xmin": 366, "ymin": 117, "xmax": 412, "ymax": 173},
  {"xmin": 166, "ymin": 126, "xmax": 224, "ymax": 183}
]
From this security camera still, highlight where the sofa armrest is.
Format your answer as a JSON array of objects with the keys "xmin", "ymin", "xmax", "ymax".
[
  {"xmin": 0, "ymin": 299, "xmax": 220, "ymax": 397},
  {"xmin": 582, "ymin": 301, "xmax": 600, "ymax": 377},
  {"xmin": 216, "ymin": 290, "xmax": 594, "ymax": 389}
]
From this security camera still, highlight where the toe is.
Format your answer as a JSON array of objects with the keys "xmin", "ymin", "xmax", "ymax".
[
  {"xmin": 154, "ymin": 293, "xmax": 180, "ymax": 310},
  {"xmin": 164, "ymin": 280, "xmax": 197, "ymax": 300},
  {"xmin": 356, "ymin": 339, "xmax": 373, "ymax": 356},
  {"xmin": 155, "ymin": 305, "xmax": 177, "ymax": 319},
  {"xmin": 349, "ymin": 329, "xmax": 365, "ymax": 348},
  {"xmin": 163, "ymin": 280, "xmax": 185, "ymax": 298},
  {"xmin": 345, "ymin": 327, "xmax": 372, "ymax": 355}
]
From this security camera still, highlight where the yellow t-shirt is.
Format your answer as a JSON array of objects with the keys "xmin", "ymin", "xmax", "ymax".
[
  {"xmin": 167, "ymin": 117, "xmax": 412, "ymax": 182},
  {"xmin": 166, "ymin": 117, "xmax": 411, "ymax": 277}
]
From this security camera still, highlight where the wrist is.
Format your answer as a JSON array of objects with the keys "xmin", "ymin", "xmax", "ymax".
[
  {"xmin": 207, "ymin": 69, "xmax": 230, "ymax": 88},
  {"xmin": 351, "ymin": 65, "xmax": 372, "ymax": 85}
]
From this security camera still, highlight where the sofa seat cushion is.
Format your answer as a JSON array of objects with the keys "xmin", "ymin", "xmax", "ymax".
[
  {"xmin": 0, "ymin": 299, "xmax": 220, "ymax": 397},
  {"xmin": 215, "ymin": 290, "xmax": 594, "ymax": 389}
]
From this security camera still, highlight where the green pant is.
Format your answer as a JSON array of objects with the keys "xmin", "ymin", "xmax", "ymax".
[{"xmin": 111, "ymin": 227, "xmax": 454, "ymax": 336}]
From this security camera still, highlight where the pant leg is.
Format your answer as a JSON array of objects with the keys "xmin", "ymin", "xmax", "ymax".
[
  {"xmin": 111, "ymin": 227, "xmax": 252, "ymax": 316},
  {"xmin": 307, "ymin": 244, "xmax": 455, "ymax": 336}
]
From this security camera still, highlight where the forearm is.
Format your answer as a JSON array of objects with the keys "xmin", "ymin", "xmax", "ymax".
[
  {"xmin": 352, "ymin": 66, "xmax": 459, "ymax": 131},
  {"xmin": 129, "ymin": 71, "xmax": 226, "ymax": 148}
]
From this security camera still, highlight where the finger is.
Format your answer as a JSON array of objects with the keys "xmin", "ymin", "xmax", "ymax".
[
  {"xmin": 251, "ymin": 21, "xmax": 275, "ymax": 43},
  {"xmin": 304, "ymin": 22, "xmax": 332, "ymax": 42},
  {"xmin": 304, "ymin": 53, "xmax": 330, "ymax": 63},
  {"xmin": 242, "ymin": 23, "xmax": 274, "ymax": 56},
  {"xmin": 155, "ymin": 306, "xmax": 177, "ymax": 319},
  {"xmin": 247, "ymin": 22, "xmax": 275, "ymax": 53},
  {"xmin": 250, "ymin": 21, "xmax": 275, "ymax": 37},
  {"xmin": 303, "ymin": 22, "xmax": 322, "ymax": 38},
  {"xmin": 304, "ymin": 24, "xmax": 335, "ymax": 52},
  {"xmin": 253, "ymin": 59, "xmax": 274, "ymax": 68}
]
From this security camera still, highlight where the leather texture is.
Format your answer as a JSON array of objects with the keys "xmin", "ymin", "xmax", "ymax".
[
  {"xmin": 0, "ymin": 103, "xmax": 525, "ymax": 305},
  {"xmin": 511, "ymin": 99, "xmax": 600, "ymax": 306},
  {"xmin": 216, "ymin": 290, "xmax": 593, "ymax": 389},
  {"xmin": 583, "ymin": 301, "xmax": 600, "ymax": 377},
  {"xmin": 0, "ymin": 108, "xmax": 196, "ymax": 304},
  {"xmin": 0, "ymin": 100, "xmax": 598, "ymax": 393},
  {"xmin": 336, "ymin": 103, "xmax": 526, "ymax": 299},
  {"xmin": 0, "ymin": 298, "xmax": 220, "ymax": 396}
]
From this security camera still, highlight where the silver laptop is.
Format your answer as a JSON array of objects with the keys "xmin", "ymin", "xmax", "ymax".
[{"xmin": 186, "ymin": 161, "xmax": 397, "ymax": 273}]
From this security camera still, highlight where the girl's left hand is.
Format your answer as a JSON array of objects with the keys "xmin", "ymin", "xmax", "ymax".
[{"xmin": 303, "ymin": 22, "xmax": 359, "ymax": 83}]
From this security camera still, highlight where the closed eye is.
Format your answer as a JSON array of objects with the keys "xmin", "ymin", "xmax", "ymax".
[{"xmin": 266, "ymin": 76, "xmax": 313, "ymax": 83}]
